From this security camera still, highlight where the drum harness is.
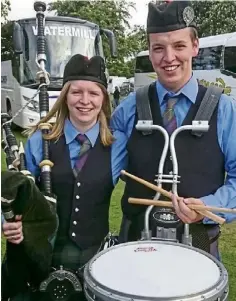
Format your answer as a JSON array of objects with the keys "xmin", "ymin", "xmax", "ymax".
[{"xmin": 133, "ymin": 83, "xmax": 223, "ymax": 245}]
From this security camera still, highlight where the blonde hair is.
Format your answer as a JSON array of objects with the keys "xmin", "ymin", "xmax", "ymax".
[
  {"xmin": 25, "ymin": 82, "xmax": 114, "ymax": 146},
  {"xmin": 147, "ymin": 27, "xmax": 199, "ymax": 45}
]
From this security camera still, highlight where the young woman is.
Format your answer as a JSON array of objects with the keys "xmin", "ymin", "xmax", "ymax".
[{"xmin": 2, "ymin": 54, "xmax": 127, "ymax": 301}]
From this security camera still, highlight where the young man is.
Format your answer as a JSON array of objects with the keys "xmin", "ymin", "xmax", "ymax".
[{"xmin": 111, "ymin": 1, "xmax": 236, "ymax": 259}]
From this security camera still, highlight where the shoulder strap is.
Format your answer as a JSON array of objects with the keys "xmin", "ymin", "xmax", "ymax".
[
  {"xmin": 136, "ymin": 84, "xmax": 153, "ymax": 135},
  {"xmin": 192, "ymin": 85, "xmax": 223, "ymax": 137}
]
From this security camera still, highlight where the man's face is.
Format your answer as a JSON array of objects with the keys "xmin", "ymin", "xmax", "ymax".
[{"xmin": 149, "ymin": 28, "xmax": 199, "ymax": 91}]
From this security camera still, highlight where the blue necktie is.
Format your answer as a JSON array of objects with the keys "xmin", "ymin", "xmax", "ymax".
[
  {"xmin": 73, "ymin": 134, "xmax": 91, "ymax": 177},
  {"xmin": 163, "ymin": 96, "xmax": 178, "ymax": 135}
]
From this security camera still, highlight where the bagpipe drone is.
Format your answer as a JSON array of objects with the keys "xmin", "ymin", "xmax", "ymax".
[{"xmin": 1, "ymin": 1, "xmax": 58, "ymax": 298}]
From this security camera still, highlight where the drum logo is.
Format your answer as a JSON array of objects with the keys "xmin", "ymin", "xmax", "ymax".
[{"xmin": 134, "ymin": 247, "xmax": 157, "ymax": 252}]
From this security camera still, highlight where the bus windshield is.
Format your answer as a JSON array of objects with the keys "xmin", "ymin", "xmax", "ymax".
[{"xmin": 22, "ymin": 20, "xmax": 99, "ymax": 82}]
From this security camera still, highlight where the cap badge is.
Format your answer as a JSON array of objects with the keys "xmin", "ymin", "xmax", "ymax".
[{"xmin": 183, "ymin": 6, "xmax": 195, "ymax": 27}]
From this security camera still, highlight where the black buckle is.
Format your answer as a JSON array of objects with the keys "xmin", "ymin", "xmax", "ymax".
[{"xmin": 39, "ymin": 266, "xmax": 82, "ymax": 301}]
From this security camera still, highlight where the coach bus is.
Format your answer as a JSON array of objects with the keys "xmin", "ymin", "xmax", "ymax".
[{"xmin": 1, "ymin": 16, "xmax": 117, "ymax": 128}]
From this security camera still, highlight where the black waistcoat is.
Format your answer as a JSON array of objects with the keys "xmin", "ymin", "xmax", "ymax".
[
  {"xmin": 122, "ymin": 83, "xmax": 225, "ymax": 219},
  {"xmin": 48, "ymin": 134, "xmax": 114, "ymax": 249}
]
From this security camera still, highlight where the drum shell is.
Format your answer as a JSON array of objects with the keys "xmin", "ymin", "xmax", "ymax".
[{"xmin": 84, "ymin": 241, "xmax": 229, "ymax": 301}]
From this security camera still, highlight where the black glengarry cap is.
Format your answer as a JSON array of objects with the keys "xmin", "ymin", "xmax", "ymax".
[
  {"xmin": 63, "ymin": 54, "xmax": 107, "ymax": 88},
  {"xmin": 147, "ymin": 1, "xmax": 196, "ymax": 34}
]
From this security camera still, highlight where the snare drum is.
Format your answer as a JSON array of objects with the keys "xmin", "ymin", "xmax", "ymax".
[{"xmin": 84, "ymin": 241, "xmax": 228, "ymax": 301}]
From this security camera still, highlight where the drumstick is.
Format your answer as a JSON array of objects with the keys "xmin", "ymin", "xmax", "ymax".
[
  {"xmin": 121, "ymin": 170, "xmax": 225, "ymax": 224},
  {"xmin": 128, "ymin": 198, "xmax": 236, "ymax": 214},
  {"xmin": 121, "ymin": 170, "xmax": 180, "ymax": 200},
  {"xmin": 128, "ymin": 198, "xmax": 225, "ymax": 225},
  {"xmin": 193, "ymin": 210, "xmax": 225, "ymax": 225}
]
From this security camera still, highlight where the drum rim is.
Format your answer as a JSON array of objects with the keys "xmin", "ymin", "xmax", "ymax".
[{"xmin": 84, "ymin": 240, "xmax": 228, "ymax": 301}]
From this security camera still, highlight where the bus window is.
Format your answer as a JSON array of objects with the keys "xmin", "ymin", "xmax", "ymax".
[
  {"xmin": 192, "ymin": 46, "xmax": 222, "ymax": 70},
  {"xmin": 224, "ymin": 46, "xmax": 236, "ymax": 75},
  {"xmin": 135, "ymin": 55, "xmax": 154, "ymax": 73}
]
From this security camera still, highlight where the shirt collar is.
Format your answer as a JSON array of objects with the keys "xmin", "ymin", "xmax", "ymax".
[
  {"xmin": 156, "ymin": 76, "xmax": 198, "ymax": 105},
  {"xmin": 64, "ymin": 118, "xmax": 99, "ymax": 147}
]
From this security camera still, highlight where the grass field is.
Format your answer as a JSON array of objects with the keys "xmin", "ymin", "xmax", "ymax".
[{"xmin": 1, "ymin": 129, "xmax": 236, "ymax": 300}]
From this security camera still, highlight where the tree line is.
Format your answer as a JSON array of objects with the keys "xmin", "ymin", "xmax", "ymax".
[{"xmin": 1, "ymin": 0, "xmax": 236, "ymax": 78}]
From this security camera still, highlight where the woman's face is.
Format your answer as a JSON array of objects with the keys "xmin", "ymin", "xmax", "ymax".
[{"xmin": 67, "ymin": 80, "xmax": 104, "ymax": 130}]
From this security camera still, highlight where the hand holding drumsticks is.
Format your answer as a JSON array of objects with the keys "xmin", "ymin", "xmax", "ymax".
[
  {"xmin": 170, "ymin": 196, "xmax": 213, "ymax": 225},
  {"xmin": 128, "ymin": 198, "xmax": 225, "ymax": 224},
  {"xmin": 120, "ymin": 170, "xmax": 236, "ymax": 225}
]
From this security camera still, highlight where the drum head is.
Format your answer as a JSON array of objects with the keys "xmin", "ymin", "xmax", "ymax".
[{"xmin": 85, "ymin": 241, "xmax": 227, "ymax": 300}]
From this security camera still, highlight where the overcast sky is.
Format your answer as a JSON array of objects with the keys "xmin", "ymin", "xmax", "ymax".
[{"xmin": 8, "ymin": 0, "xmax": 149, "ymax": 28}]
